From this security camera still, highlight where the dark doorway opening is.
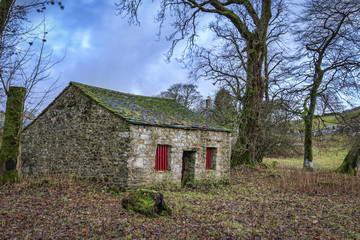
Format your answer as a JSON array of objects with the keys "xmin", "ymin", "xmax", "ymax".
[{"xmin": 181, "ymin": 151, "xmax": 196, "ymax": 186}]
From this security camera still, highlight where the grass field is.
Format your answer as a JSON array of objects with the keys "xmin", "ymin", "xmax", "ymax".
[
  {"xmin": 1, "ymin": 151, "xmax": 359, "ymax": 239},
  {"xmin": 264, "ymin": 147, "xmax": 349, "ymax": 170}
]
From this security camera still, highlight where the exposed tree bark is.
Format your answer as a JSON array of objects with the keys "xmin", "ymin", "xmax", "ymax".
[
  {"xmin": 302, "ymin": 76, "xmax": 322, "ymax": 170},
  {"xmin": 337, "ymin": 136, "xmax": 360, "ymax": 176},
  {"xmin": 264, "ymin": 49, "xmax": 269, "ymax": 103},
  {"xmin": 232, "ymin": 24, "xmax": 270, "ymax": 166},
  {"xmin": 0, "ymin": 86, "xmax": 26, "ymax": 184},
  {"xmin": 303, "ymin": 112, "xmax": 314, "ymax": 169}
]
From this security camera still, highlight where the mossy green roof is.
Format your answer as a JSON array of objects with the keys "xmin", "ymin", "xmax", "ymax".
[{"xmin": 71, "ymin": 82, "xmax": 230, "ymax": 132}]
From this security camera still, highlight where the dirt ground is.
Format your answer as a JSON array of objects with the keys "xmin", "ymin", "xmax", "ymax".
[{"xmin": 1, "ymin": 166, "xmax": 359, "ymax": 239}]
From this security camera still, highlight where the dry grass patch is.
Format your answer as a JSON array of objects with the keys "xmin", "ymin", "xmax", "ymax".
[{"xmin": 0, "ymin": 166, "xmax": 359, "ymax": 239}]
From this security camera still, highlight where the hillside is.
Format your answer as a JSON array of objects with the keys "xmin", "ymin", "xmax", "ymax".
[
  {"xmin": 314, "ymin": 106, "xmax": 360, "ymax": 126},
  {"xmin": 293, "ymin": 106, "xmax": 360, "ymax": 131}
]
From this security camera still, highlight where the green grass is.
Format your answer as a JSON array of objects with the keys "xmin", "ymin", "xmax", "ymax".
[{"xmin": 264, "ymin": 147, "xmax": 348, "ymax": 170}]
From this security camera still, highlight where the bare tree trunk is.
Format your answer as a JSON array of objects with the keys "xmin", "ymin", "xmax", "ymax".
[
  {"xmin": 264, "ymin": 47, "xmax": 270, "ymax": 103},
  {"xmin": 232, "ymin": 41, "xmax": 266, "ymax": 167},
  {"xmin": 303, "ymin": 69, "xmax": 322, "ymax": 170},
  {"xmin": 303, "ymin": 95, "xmax": 317, "ymax": 170},
  {"xmin": 0, "ymin": 86, "xmax": 26, "ymax": 184},
  {"xmin": 337, "ymin": 136, "xmax": 360, "ymax": 176},
  {"xmin": 303, "ymin": 114, "xmax": 314, "ymax": 170}
]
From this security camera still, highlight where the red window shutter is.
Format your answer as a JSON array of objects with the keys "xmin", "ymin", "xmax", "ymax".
[
  {"xmin": 155, "ymin": 145, "xmax": 168, "ymax": 171},
  {"xmin": 159, "ymin": 145, "xmax": 162, "ymax": 170},
  {"xmin": 155, "ymin": 146, "xmax": 159, "ymax": 171},
  {"xmin": 162, "ymin": 145, "xmax": 165, "ymax": 170},
  {"xmin": 206, "ymin": 148, "xmax": 211, "ymax": 169},
  {"xmin": 164, "ymin": 145, "xmax": 168, "ymax": 170}
]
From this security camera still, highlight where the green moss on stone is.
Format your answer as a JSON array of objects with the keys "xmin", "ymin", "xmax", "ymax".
[{"xmin": 122, "ymin": 189, "xmax": 172, "ymax": 217}]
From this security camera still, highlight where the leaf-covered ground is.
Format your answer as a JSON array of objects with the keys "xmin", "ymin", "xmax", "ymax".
[{"xmin": 1, "ymin": 166, "xmax": 359, "ymax": 239}]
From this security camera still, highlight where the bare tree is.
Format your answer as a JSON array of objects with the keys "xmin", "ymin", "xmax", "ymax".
[
  {"xmin": 211, "ymin": 87, "xmax": 237, "ymax": 130},
  {"xmin": 189, "ymin": 0, "xmax": 289, "ymax": 164},
  {"xmin": 290, "ymin": 0, "xmax": 360, "ymax": 170},
  {"xmin": 116, "ymin": 0, "xmax": 272, "ymax": 166},
  {"xmin": 255, "ymin": 98, "xmax": 300, "ymax": 162},
  {"xmin": 157, "ymin": 83, "xmax": 202, "ymax": 109},
  {"xmin": 0, "ymin": 0, "xmax": 63, "ymax": 183}
]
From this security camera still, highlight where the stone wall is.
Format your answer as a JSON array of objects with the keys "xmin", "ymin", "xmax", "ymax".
[
  {"xmin": 21, "ymin": 85, "xmax": 131, "ymax": 187},
  {"xmin": 127, "ymin": 125, "xmax": 231, "ymax": 187},
  {"xmin": 313, "ymin": 124, "xmax": 360, "ymax": 137}
]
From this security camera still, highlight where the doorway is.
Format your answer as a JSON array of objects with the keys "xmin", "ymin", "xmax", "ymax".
[{"xmin": 181, "ymin": 151, "xmax": 196, "ymax": 186}]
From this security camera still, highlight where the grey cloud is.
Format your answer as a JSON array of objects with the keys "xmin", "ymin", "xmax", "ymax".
[{"xmin": 40, "ymin": 1, "xmax": 215, "ymax": 109}]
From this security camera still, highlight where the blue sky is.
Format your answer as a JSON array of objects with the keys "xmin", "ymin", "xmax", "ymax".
[
  {"xmin": 2, "ymin": 1, "xmax": 358, "ymax": 113},
  {"xmin": 37, "ymin": 0, "xmax": 216, "ymax": 107}
]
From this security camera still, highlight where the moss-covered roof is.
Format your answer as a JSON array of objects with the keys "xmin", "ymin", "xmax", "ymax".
[{"xmin": 71, "ymin": 82, "xmax": 229, "ymax": 132}]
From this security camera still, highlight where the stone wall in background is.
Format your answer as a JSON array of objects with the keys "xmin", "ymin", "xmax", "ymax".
[{"xmin": 313, "ymin": 123, "xmax": 360, "ymax": 137}]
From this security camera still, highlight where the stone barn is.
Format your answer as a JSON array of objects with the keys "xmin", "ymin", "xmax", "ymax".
[{"xmin": 21, "ymin": 82, "xmax": 231, "ymax": 188}]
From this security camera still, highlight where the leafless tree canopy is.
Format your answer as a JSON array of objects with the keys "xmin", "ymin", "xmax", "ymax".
[
  {"xmin": 116, "ymin": 0, "xmax": 272, "ymax": 60},
  {"xmin": 0, "ymin": 1, "xmax": 64, "ymax": 113},
  {"xmin": 291, "ymin": 0, "xmax": 360, "ymax": 110},
  {"xmin": 157, "ymin": 83, "xmax": 202, "ymax": 109},
  {"xmin": 190, "ymin": 0, "xmax": 288, "ymax": 103}
]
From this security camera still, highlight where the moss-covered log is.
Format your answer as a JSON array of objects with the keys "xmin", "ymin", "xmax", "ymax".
[
  {"xmin": 122, "ymin": 189, "xmax": 172, "ymax": 217},
  {"xmin": 337, "ymin": 136, "xmax": 360, "ymax": 176},
  {"xmin": 0, "ymin": 86, "xmax": 26, "ymax": 184}
]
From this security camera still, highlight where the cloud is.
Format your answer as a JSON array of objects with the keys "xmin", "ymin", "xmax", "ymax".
[
  {"xmin": 36, "ymin": 1, "xmax": 217, "ymax": 110},
  {"xmin": 73, "ymin": 29, "xmax": 92, "ymax": 50}
]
